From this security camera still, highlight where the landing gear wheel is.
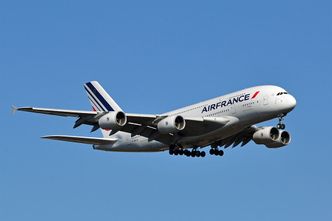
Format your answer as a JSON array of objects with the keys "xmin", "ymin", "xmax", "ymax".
[
  {"xmin": 277, "ymin": 115, "xmax": 286, "ymax": 130},
  {"xmin": 169, "ymin": 145, "xmax": 176, "ymax": 155},
  {"xmin": 200, "ymin": 151, "xmax": 206, "ymax": 157},
  {"xmin": 209, "ymin": 148, "xmax": 224, "ymax": 157},
  {"xmin": 277, "ymin": 123, "xmax": 282, "ymax": 129},
  {"xmin": 277, "ymin": 123, "xmax": 286, "ymax": 130}
]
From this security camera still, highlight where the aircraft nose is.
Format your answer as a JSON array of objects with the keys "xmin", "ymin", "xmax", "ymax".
[{"xmin": 288, "ymin": 95, "xmax": 297, "ymax": 110}]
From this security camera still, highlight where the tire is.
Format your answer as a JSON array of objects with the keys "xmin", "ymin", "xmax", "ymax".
[
  {"xmin": 200, "ymin": 151, "xmax": 206, "ymax": 157},
  {"xmin": 219, "ymin": 150, "xmax": 224, "ymax": 156}
]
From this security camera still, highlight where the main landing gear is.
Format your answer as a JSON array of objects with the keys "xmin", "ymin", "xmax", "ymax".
[
  {"xmin": 277, "ymin": 115, "xmax": 286, "ymax": 130},
  {"xmin": 169, "ymin": 145, "xmax": 225, "ymax": 158},
  {"xmin": 209, "ymin": 148, "xmax": 224, "ymax": 157},
  {"xmin": 169, "ymin": 146, "xmax": 206, "ymax": 158}
]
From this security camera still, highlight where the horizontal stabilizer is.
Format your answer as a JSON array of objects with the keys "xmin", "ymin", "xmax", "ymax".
[{"xmin": 42, "ymin": 135, "xmax": 117, "ymax": 145}]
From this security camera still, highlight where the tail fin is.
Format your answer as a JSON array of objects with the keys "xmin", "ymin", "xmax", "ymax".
[{"xmin": 84, "ymin": 81, "xmax": 122, "ymax": 112}]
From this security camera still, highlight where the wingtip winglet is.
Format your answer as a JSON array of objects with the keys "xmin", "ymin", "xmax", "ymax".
[{"xmin": 11, "ymin": 105, "xmax": 18, "ymax": 115}]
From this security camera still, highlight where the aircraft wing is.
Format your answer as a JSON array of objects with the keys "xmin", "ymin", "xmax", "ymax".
[
  {"xmin": 209, "ymin": 126, "xmax": 258, "ymax": 148},
  {"xmin": 16, "ymin": 107, "xmax": 104, "ymax": 129},
  {"xmin": 113, "ymin": 115, "xmax": 230, "ymax": 145},
  {"xmin": 126, "ymin": 113, "xmax": 161, "ymax": 126},
  {"xmin": 16, "ymin": 107, "xmax": 98, "ymax": 117},
  {"xmin": 42, "ymin": 135, "xmax": 117, "ymax": 145},
  {"xmin": 16, "ymin": 107, "xmax": 230, "ymax": 145}
]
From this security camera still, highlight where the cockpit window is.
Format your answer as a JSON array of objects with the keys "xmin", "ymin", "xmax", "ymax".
[{"xmin": 277, "ymin": 92, "xmax": 288, "ymax": 96}]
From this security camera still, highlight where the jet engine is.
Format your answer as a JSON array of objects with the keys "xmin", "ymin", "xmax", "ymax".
[
  {"xmin": 265, "ymin": 130, "xmax": 291, "ymax": 148},
  {"xmin": 157, "ymin": 115, "xmax": 186, "ymax": 134},
  {"xmin": 253, "ymin": 126, "xmax": 291, "ymax": 148},
  {"xmin": 98, "ymin": 111, "xmax": 127, "ymax": 130}
]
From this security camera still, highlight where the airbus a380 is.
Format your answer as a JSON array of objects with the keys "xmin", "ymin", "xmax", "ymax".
[{"xmin": 16, "ymin": 81, "xmax": 296, "ymax": 158}]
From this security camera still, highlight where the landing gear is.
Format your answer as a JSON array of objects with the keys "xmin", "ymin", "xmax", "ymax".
[
  {"xmin": 209, "ymin": 148, "xmax": 224, "ymax": 157},
  {"xmin": 277, "ymin": 115, "xmax": 286, "ymax": 130},
  {"xmin": 277, "ymin": 123, "xmax": 285, "ymax": 130},
  {"xmin": 189, "ymin": 148, "xmax": 205, "ymax": 158},
  {"xmin": 184, "ymin": 149, "xmax": 191, "ymax": 156},
  {"xmin": 169, "ymin": 145, "xmax": 176, "ymax": 155},
  {"xmin": 169, "ymin": 146, "xmax": 206, "ymax": 158}
]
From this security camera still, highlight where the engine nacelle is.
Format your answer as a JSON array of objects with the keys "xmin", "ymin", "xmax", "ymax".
[
  {"xmin": 157, "ymin": 115, "xmax": 186, "ymax": 134},
  {"xmin": 253, "ymin": 127, "xmax": 291, "ymax": 148},
  {"xmin": 98, "ymin": 111, "xmax": 127, "ymax": 130},
  {"xmin": 253, "ymin": 127, "xmax": 280, "ymax": 145},
  {"xmin": 265, "ymin": 131, "xmax": 291, "ymax": 148}
]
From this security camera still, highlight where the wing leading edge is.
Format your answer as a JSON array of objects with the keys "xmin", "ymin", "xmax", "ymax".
[{"xmin": 16, "ymin": 107, "xmax": 98, "ymax": 117}]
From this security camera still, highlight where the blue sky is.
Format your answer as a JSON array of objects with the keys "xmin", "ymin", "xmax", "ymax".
[{"xmin": 1, "ymin": 0, "xmax": 331, "ymax": 220}]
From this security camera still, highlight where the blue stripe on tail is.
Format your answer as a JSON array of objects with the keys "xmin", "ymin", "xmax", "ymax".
[
  {"xmin": 86, "ymin": 82, "xmax": 114, "ymax": 111},
  {"xmin": 85, "ymin": 86, "xmax": 106, "ymax": 111}
]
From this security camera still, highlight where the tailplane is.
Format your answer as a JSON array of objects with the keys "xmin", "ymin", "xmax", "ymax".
[{"xmin": 42, "ymin": 135, "xmax": 117, "ymax": 145}]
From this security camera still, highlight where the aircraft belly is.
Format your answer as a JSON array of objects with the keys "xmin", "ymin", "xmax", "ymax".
[{"xmin": 110, "ymin": 139, "xmax": 167, "ymax": 152}]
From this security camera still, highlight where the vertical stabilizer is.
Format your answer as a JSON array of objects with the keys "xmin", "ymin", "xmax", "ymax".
[{"xmin": 84, "ymin": 81, "xmax": 122, "ymax": 112}]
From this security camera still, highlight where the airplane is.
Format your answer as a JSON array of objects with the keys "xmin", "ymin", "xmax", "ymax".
[{"xmin": 15, "ymin": 81, "xmax": 297, "ymax": 158}]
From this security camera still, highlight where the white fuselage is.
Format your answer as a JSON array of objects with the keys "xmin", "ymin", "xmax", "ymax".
[{"xmin": 98, "ymin": 85, "xmax": 296, "ymax": 152}]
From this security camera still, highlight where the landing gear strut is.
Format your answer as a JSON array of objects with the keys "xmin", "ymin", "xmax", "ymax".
[{"xmin": 277, "ymin": 115, "xmax": 286, "ymax": 130}]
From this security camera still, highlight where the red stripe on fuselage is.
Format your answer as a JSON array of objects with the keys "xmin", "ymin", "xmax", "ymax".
[{"xmin": 252, "ymin": 91, "xmax": 260, "ymax": 99}]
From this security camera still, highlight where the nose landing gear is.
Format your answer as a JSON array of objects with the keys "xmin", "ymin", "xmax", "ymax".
[{"xmin": 277, "ymin": 115, "xmax": 286, "ymax": 130}]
